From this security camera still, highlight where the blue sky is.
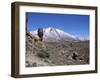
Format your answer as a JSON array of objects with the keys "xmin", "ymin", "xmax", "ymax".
[{"xmin": 26, "ymin": 12, "xmax": 89, "ymax": 38}]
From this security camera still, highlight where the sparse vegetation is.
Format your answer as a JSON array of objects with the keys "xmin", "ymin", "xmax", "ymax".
[
  {"xmin": 37, "ymin": 49, "xmax": 50, "ymax": 58},
  {"xmin": 26, "ymin": 41, "xmax": 89, "ymax": 67}
]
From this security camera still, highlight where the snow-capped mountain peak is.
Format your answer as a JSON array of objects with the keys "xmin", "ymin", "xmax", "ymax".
[{"xmin": 30, "ymin": 27, "xmax": 77, "ymax": 42}]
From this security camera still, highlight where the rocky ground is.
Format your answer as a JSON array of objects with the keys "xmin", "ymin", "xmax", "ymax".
[{"xmin": 26, "ymin": 41, "xmax": 89, "ymax": 67}]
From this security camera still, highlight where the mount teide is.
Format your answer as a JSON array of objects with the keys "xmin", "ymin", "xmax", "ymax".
[{"xmin": 30, "ymin": 27, "xmax": 79, "ymax": 42}]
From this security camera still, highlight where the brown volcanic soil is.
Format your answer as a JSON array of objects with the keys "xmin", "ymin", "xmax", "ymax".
[{"xmin": 26, "ymin": 41, "xmax": 89, "ymax": 67}]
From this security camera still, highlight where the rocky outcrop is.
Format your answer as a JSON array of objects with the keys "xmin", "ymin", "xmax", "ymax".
[
  {"xmin": 37, "ymin": 28, "xmax": 44, "ymax": 41},
  {"xmin": 26, "ymin": 31, "xmax": 45, "ymax": 54}
]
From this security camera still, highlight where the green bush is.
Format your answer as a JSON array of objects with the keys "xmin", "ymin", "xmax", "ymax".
[{"xmin": 37, "ymin": 49, "xmax": 50, "ymax": 58}]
